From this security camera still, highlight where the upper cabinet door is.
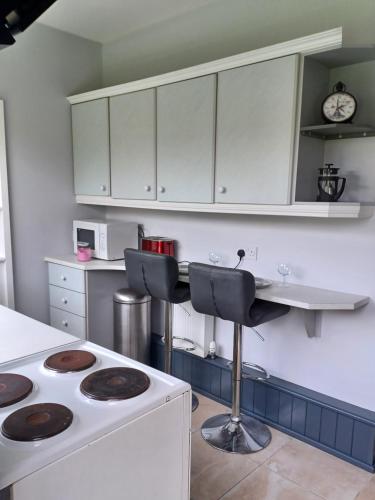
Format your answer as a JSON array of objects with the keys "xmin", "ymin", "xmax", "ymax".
[
  {"xmin": 110, "ymin": 89, "xmax": 156, "ymax": 200},
  {"xmin": 215, "ymin": 55, "xmax": 298, "ymax": 204},
  {"xmin": 157, "ymin": 75, "xmax": 216, "ymax": 203},
  {"xmin": 72, "ymin": 99, "xmax": 110, "ymax": 196}
]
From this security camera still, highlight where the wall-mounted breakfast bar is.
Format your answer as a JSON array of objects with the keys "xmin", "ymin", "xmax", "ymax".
[{"xmin": 45, "ymin": 256, "xmax": 369, "ymax": 339}]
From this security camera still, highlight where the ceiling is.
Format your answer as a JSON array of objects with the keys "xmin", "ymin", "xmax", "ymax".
[{"xmin": 38, "ymin": 0, "xmax": 217, "ymax": 44}]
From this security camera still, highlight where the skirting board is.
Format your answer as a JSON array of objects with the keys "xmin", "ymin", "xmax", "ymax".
[{"xmin": 151, "ymin": 335, "xmax": 375, "ymax": 472}]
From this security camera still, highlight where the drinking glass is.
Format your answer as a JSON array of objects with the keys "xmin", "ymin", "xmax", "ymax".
[
  {"xmin": 209, "ymin": 252, "xmax": 222, "ymax": 266},
  {"xmin": 277, "ymin": 263, "xmax": 291, "ymax": 286}
]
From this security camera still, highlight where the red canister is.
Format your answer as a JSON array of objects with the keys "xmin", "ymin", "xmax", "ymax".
[{"xmin": 141, "ymin": 236, "xmax": 175, "ymax": 256}]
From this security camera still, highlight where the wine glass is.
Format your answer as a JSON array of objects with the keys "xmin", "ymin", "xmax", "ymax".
[
  {"xmin": 277, "ymin": 263, "xmax": 291, "ymax": 286},
  {"xmin": 209, "ymin": 252, "xmax": 222, "ymax": 266}
]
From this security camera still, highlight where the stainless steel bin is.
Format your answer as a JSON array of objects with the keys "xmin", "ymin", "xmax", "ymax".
[{"xmin": 113, "ymin": 288, "xmax": 151, "ymax": 364}]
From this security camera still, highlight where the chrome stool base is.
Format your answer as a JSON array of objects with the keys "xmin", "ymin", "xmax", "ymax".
[
  {"xmin": 192, "ymin": 393, "xmax": 199, "ymax": 412},
  {"xmin": 201, "ymin": 413, "xmax": 272, "ymax": 454}
]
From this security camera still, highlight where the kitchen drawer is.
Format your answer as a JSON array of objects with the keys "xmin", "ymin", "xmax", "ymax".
[
  {"xmin": 49, "ymin": 285, "xmax": 86, "ymax": 317},
  {"xmin": 48, "ymin": 263, "xmax": 85, "ymax": 293},
  {"xmin": 50, "ymin": 307, "xmax": 86, "ymax": 340}
]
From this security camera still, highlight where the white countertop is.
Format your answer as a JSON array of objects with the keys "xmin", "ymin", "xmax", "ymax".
[
  {"xmin": 44, "ymin": 255, "xmax": 369, "ymax": 312},
  {"xmin": 180, "ymin": 276, "xmax": 369, "ymax": 311},
  {"xmin": 45, "ymin": 255, "xmax": 125, "ymax": 271},
  {"xmin": 0, "ymin": 306, "xmax": 78, "ymax": 365},
  {"xmin": 255, "ymin": 282, "xmax": 369, "ymax": 310}
]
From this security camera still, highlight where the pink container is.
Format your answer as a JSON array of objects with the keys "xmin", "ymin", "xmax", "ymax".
[{"xmin": 77, "ymin": 243, "xmax": 92, "ymax": 262}]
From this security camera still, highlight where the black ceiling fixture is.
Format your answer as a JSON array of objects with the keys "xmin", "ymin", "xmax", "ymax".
[{"xmin": 0, "ymin": 0, "xmax": 57, "ymax": 49}]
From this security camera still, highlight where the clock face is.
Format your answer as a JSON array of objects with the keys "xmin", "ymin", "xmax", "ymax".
[{"xmin": 322, "ymin": 91, "xmax": 356, "ymax": 123}]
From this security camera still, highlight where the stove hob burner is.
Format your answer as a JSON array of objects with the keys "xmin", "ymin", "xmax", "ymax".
[
  {"xmin": 1, "ymin": 403, "xmax": 73, "ymax": 441},
  {"xmin": 80, "ymin": 367, "xmax": 150, "ymax": 401},
  {"xmin": 0, "ymin": 373, "xmax": 33, "ymax": 408},
  {"xmin": 44, "ymin": 350, "xmax": 96, "ymax": 373}
]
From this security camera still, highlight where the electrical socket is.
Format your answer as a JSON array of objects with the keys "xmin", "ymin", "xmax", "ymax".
[{"xmin": 245, "ymin": 246, "xmax": 258, "ymax": 261}]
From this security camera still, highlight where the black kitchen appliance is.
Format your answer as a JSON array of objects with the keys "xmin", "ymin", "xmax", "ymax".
[
  {"xmin": 0, "ymin": 0, "xmax": 57, "ymax": 49},
  {"xmin": 317, "ymin": 163, "xmax": 346, "ymax": 202}
]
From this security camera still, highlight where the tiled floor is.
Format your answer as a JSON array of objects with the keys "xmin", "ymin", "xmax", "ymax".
[{"xmin": 191, "ymin": 395, "xmax": 374, "ymax": 500}]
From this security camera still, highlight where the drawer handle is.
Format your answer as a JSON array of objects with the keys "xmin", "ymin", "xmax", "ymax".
[
  {"xmin": 61, "ymin": 275, "xmax": 67, "ymax": 281},
  {"xmin": 158, "ymin": 186, "xmax": 165, "ymax": 193},
  {"xmin": 100, "ymin": 184, "xmax": 107, "ymax": 192},
  {"xmin": 144, "ymin": 185, "xmax": 151, "ymax": 192},
  {"xmin": 218, "ymin": 186, "xmax": 226, "ymax": 194},
  {"xmin": 62, "ymin": 320, "xmax": 68, "ymax": 327},
  {"xmin": 61, "ymin": 298, "xmax": 68, "ymax": 305}
]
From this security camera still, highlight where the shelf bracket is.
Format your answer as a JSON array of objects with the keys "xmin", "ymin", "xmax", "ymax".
[{"xmin": 303, "ymin": 310, "xmax": 322, "ymax": 338}]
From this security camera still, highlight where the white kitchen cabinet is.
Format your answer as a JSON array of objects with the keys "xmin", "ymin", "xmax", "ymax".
[
  {"xmin": 49, "ymin": 285, "xmax": 86, "ymax": 317},
  {"xmin": 110, "ymin": 90, "xmax": 156, "ymax": 200},
  {"xmin": 215, "ymin": 55, "xmax": 299, "ymax": 204},
  {"xmin": 157, "ymin": 75, "xmax": 216, "ymax": 203},
  {"xmin": 48, "ymin": 262, "xmax": 85, "ymax": 293},
  {"xmin": 48, "ymin": 263, "xmax": 87, "ymax": 340},
  {"xmin": 69, "ymin": 30, "xmax": 368, "ymax": 219},
  {"xmin": 50, "ymin": 307, "xmax": 86, "ymax": 340},
  {"xmin": 72, "ymin": 99, "xmax": 110, "ymax": 196},
  {"xmin": 47, "ymin": 261, "xmax": 125, "ymax": 349}
]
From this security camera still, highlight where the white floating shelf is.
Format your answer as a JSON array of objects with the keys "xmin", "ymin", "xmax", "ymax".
[{"xmin": 76, "ymin": 195, "xmax": 374, "ymax": 219}]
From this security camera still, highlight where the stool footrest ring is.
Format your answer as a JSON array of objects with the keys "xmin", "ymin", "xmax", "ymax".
[
  {"xmin": 227, "ymin": 361, "xmax": 269, "ymax": 381},
  {"xmin": 161, "ymin": 336, "xmax": 197, "ymax": 352}
]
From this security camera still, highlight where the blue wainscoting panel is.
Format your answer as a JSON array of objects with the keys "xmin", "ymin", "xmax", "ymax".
[
  {"xmin": 335, "ymin": 414, "xmax": 354, "ymax": 455},
  {"xmin": 151, "ymin": 335, "xmax": 375, "ymax": 472},
  {"xmin": 320, "ymin": 408, "xmax": 337, "ymax": 448},
  {"xmin": 305, "ymin": 402, "xmax": 322, "ymax": 441},
  {"xmin": 279, "ymin": 392, "xmax": 293, "ymax": 429}
]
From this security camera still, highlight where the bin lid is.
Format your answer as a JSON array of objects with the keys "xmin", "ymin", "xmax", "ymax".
[{"xmin": 114, "ymin": 288, "xmax": 151, "ymax": 304}]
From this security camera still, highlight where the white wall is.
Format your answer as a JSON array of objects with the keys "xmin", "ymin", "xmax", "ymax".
[
  {"xmin": 0, "ymin": 24, "xmax": 104, "ymax": 323},
  {"xmin": 102, "ymin": 0, "xmax": 375, "ymax": 86}
]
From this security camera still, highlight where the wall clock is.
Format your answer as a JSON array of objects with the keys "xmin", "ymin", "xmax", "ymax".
[{"xmin": 322, "ymin": 81, "xmax": 357, "ymax": 123}]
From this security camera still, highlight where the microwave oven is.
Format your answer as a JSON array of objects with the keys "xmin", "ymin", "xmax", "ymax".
[{"xmin": 73, "ymin": 219, "xmax": 138, "ymax": 260}]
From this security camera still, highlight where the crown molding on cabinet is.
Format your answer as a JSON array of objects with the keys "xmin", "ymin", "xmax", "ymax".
[
  {"xmin": 68, "ymin": 28, "xmax": 342, "ymax": 104},
  {"xmin": 75, "ymin": 195, "xmax": 374, "ymax": 219}
]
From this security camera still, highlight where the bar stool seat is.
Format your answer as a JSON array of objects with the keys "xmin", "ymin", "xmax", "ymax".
[
  {"xmin": 247, "ymin": 300, "xmax": 291, "ymax": 327},
  {"xmin": 188, "ymin": 262, "xmax": 290, "ymax": 454}
]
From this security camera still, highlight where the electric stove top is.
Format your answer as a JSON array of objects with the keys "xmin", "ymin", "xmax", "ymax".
[{"xmin": 0, "ymin": 340, "xmax": 189, "ymax": 490}]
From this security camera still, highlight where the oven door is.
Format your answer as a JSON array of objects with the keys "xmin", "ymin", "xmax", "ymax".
[{"xmin": 73, "ymin": 221, "xmax": 100, "ymax": 258}]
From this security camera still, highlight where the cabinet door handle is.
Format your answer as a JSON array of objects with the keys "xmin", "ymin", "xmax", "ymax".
[
  {"xmin": 62, "ymin": 320, "xmax": 68, "ymax": 327},
  {"xmin": 100, "ymin": 184, "xmax": 107, "ymax": 192},
  {"xmin": 144, "ymin": 185, "xmax": 151, "ymax": 192},
  {"xmin": 60, "ymin": 275, "xmax": 67, "ymax": 281},
  {"xmin": 218, "ymin": 186, "xmax": 226, "ymax": 194},
  {"xmin": 61, "ymin": 298, "xmax": 68, "ymax": 305},
  {"xmin": 159, "ymin": 186, "xmax": 165, "ymax": 193}
]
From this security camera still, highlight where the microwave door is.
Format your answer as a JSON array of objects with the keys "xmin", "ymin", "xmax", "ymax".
[
  {"xmin": 77, "ymin": 228, "xmax": 95, "ymax": 248},
  {"xmin": 75, "ymin": 225, "xmax": 100, "ymax": 258}
]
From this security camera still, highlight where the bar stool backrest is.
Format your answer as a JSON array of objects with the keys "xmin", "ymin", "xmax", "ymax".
[
  {"xmin": 124, "ymin": 248, "xmax": 190, "ymax": 304},
  {"xmin": 188, "ymin": 263, "xmax": 256, "ymax": 326}
]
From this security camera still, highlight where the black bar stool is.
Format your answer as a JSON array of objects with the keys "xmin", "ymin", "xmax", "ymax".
[
  {"xmin": 124, "ymin": 248, "xmax": 199, "ymax": 411},
  {"xmin": 188, "ymin": 262, "xmax": 290, "ymax": 453}
]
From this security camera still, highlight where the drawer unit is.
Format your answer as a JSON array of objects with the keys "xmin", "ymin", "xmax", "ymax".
[
  {"xmin": 49, "ymin": 285, "xmax": 86, "ymax": 317},
  {"xmin": 48, "ymin": 263, "xmax": 85, "ymax": 293},
  {"xmin": 50, "ymin": 307, "xmax": 86, "ymax": 340}
]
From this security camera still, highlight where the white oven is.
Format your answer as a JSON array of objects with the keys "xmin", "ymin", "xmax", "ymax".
[
  {"xmin": 0, "ymin": 341, "xmax": 191, "ymax": 500},
  {"xmin": 73, "ymin": 219, "xmax": 138, "ymax": 260}
]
